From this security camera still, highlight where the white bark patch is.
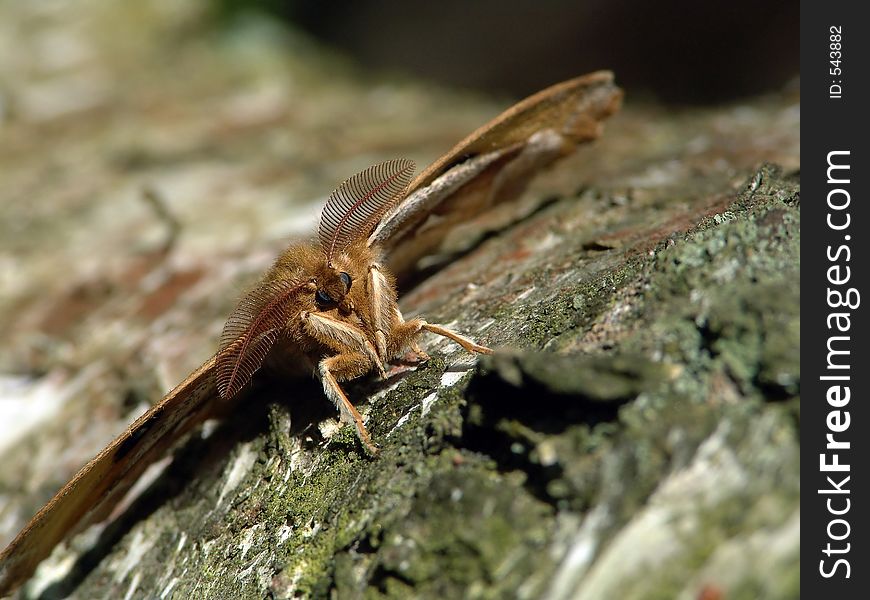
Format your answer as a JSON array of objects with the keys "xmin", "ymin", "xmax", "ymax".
[
  {"xmin": 239, "ymin": 550, "xmax": 273, "ymax": 588},
  {"xmin": 476, "ymin": 317, "xmax": 497, "ymax": 331},
  {"xmin": 159, "ymin": 577, "xmax": 179, "ymax": 599},
  {"xmin": 439, "ymin": 371, "xmax": 466, "ymax": 388},
  {"xmin": 544, "ymin": 506, "xmax": 611, "ymax": 598},
  {"xmin": 278, "ymin": 524, "xmax": 294, "ymax": 544},
  {"xmin": 109, "ymin": 455, "xmax": 172, "ymax": 522},
  {"xmin": 387, "ymin": 410, "xmax": 415, "ymax": 437},
  {"xmin": 238, "ymin": 524, "xmax": 261, "ymax": 559},
  {"xmin": 368, "ymin": 378, "xmax": 404, "ymax": 403},
  {"xmin": 175, "ymin": 532, "xmax": 187, "ymax": 555},
  {"xmin": 301, "ymin": 520, "xmax": 322, "ymax": 540},
  {"xmin": 514, "ymin": 287, "xmax": 537, "ymax": 302},
  {"xmin": 0, "ymin": 366, "xmax": 100, "ymax": 455},
  {"xmin": 28, "ymin": 553, "xmax": 77, "ymax": 598},
  {"xmin": 420, "ymin": 392, "xmax": 438, "ymax": 417},
  {"xmin": 317, "ymin": 417, "xmax": 341, "ymax": 440},
  {"xmin": 548, "ymin": 423, "xmax": 751, "ymax": 600},
  {"xmin": 216, "ymin": 442, "xmax": 258, "ymax": 508},
  {"xmin": 122, "ymin": 571, "xmax": 142, "ymax": 600},
  {"xmin": 113, "ymin": 529, "xmax": 156, "ymax": 584}
]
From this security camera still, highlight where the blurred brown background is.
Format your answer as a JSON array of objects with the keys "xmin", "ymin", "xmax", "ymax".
[{"xmin": 216, "ymin": 0, "xmax": 798, "ymax": 103}]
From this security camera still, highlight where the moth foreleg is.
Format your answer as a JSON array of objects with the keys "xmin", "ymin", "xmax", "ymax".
[
  {"xmin": 318, "ymin": 353, "xmax": 378, "ymax": 454},
  {"xmin": 365, "ymin": 262, "xmax": 396, "ymax": 361},
  {"xmin": 302, "ymin": 311, "xmax": 386, "ymax": 378}
]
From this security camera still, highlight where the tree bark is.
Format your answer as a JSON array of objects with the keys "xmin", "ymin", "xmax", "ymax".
[{"xmin": 0, "ymin": 2, "xmax": 798, "ymax": 598}]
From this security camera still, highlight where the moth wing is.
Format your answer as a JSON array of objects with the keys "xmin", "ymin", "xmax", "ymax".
[
  {"xmin": 0, "ymin": 358, "xmax": 218, "ymax": 595},
  {"xmin": 0, "ymin": 278, "xmax": 309, "ymax": 594},
  {"xmin": 370, "ymin": 70, "xmax": 623, "ymax": 279},
  {"xmin": 217, "ymin": 278, "xmax": 309, "ymax": 399}
]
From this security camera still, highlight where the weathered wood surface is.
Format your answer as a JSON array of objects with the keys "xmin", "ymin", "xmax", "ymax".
[{"xmin": 0, "ymin": 1, "xmax": 798, "ymax": 598}]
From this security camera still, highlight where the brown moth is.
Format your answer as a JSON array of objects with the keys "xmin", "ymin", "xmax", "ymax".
[
  {"xmin": 216, "ymin": 158, "xmax": 492, "ymax": 455},
  {"xmin": 0, "ymin": 71, "xmax": 622, "ymax": 595}
]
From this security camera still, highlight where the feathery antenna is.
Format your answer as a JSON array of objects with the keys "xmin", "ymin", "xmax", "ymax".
[
  {"xmin": 319, "ymin": 159, "xmax": 415, "ymax": 262},
  {"xmin": 217, "ymin": 279, "xmax": 306, "ymax": 399}
]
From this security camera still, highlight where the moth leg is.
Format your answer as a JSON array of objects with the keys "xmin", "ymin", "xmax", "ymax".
[
  {"xmin": 318, "ymin": 353, "xmax": 379, "ymax": 454},
  {"xmin": 389, "ymin": 316, "xmax": 492, "ymax": 357},
  {"xmin": 302, "ymin": 310, "xmax": 386, "ymax": 378},
  {"xmin": 409, "ymin": 340, "xmax": 430, "ymax": 362},
  {"xmin": 365, "ymin": 262, "xmax": 396, "ymax": 361},
  {"xmin": 420, "ymin": 321, "xmax": 493, "ymax": 354},
  {"xmin": 400, "ymin": 311, "xmax": 432, "ymax": 361}
]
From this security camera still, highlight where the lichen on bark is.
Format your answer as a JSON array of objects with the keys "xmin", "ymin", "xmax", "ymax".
[{"xmin": 1, "ymin": 2, "xmax": 798, "ymax": 599}]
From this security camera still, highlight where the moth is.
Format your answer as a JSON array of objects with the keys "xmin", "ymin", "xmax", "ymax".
[
  {"xmin": 0, "ymin": 71, "xmax": 622, "ymax": 594},
  {"xmin": 216, "ymin": 157, "xmax": 493, "ymax": 455}
]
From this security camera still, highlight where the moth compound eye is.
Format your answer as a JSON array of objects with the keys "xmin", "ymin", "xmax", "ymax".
[
  {"xmin": 315, "ymin": 289, "xmax": 334, "ymax": 305},
  {"xmin": 339, "ymin": 272, "xmax": 352, "ymax": 291}
]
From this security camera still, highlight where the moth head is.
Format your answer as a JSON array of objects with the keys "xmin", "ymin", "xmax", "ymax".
[{"xmin": 312, "ymin": 264, "xmax": 354, "ymax": 311}]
